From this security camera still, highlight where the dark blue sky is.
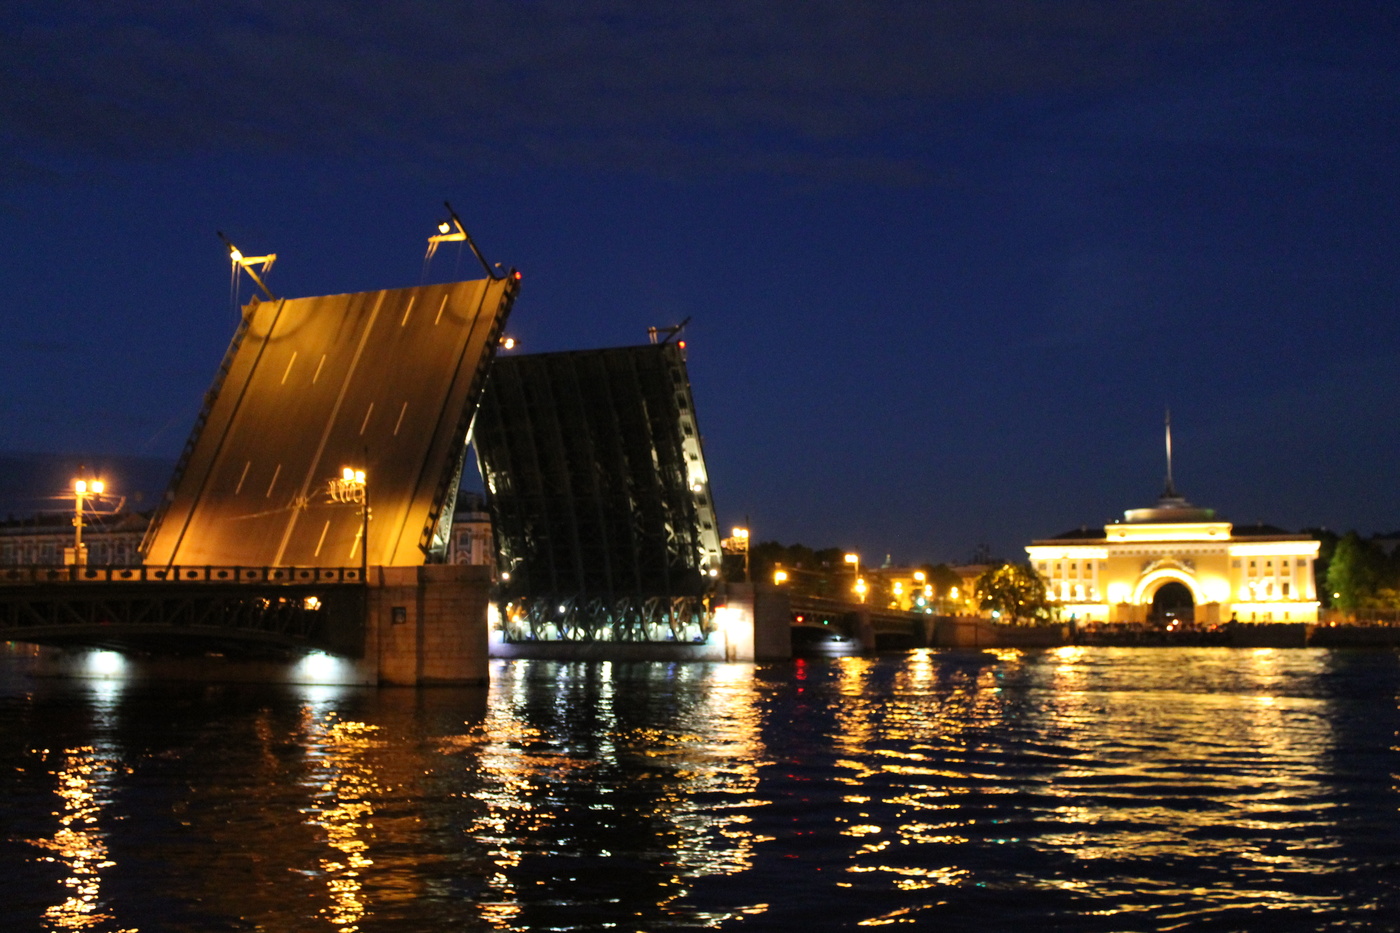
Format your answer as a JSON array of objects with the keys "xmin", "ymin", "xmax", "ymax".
[{"xmin": 3, "ymin": 1, "xmax": 1398, "ymax": 563}]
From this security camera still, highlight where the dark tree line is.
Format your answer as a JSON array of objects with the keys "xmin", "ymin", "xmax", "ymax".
[
  {"xmin": 746, "ymin": 540, "xmax": 962, "ymax": 606},
  {"xmin": 1312, "ymin": 530, "xmax": 1400, "ymax": 613}
]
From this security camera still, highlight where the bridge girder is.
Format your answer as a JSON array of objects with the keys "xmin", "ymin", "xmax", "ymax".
[{"xmin": 0, "ymin": 580, "xmax": 365, "ymax": 658}]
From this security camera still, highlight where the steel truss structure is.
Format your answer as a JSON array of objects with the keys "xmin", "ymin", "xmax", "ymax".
[
  {"xmin": 500, "ymin": 594, "xmax": 713, "ymax": 644},
  {"xmin": 0, "ymin": 573, "xmax": 365, "ymax": 657},
  {"xmin": 474, "ymin": 344, "xmax": 723, "ymax": 643}
]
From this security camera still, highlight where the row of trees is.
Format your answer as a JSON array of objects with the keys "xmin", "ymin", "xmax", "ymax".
[
  {"xmin": 745, "ymin": 540, "xmax": 1052, "ymax": 624},
  {"xmin": 745, "ymin": 541, "xmax": 963, "ymax": 604},
  {"xmin": 1319, "ymin": 531, "xmax": 1400, "ymax": 612}
]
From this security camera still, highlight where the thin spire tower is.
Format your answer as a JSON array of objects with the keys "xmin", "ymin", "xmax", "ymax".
[{"xmin": 1163, "ymin": 408, "xmax": 1177, "ymax": 498}]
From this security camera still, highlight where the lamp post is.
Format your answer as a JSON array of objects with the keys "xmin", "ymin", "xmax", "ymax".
[
  {"xmin": 731, "ymin": 526, "xmax": 750, "ymax": 582},
  {"xmin": 348, "ymin": 467, "xmax": 368, "ymax": 581},
  {"xmin": 71, "ymin": 478, "xmax": 104, "ymax": 566},
  {"xmin": 331, "ymin": 466, "xmax": 369, "ymax": 580},
  {"xmin": 844, "ymin": 552, "xmax": 860, "ymax": 600}
]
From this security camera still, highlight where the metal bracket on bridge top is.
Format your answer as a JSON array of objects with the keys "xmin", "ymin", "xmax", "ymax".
[{"xmin": 424, "ymin": 201, "xmax": 498, "ymax": 280}]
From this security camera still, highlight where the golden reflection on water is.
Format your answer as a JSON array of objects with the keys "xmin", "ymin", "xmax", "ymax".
[
  {"xmin": 456, "ymin": 661, "xmax": 770, "ymax": 930},
  {"xmin": 30, "ymin": 744, "xmax": 136, "ymax": 933},
  {"xmin": 301, "ymin": 710, "xmax": 384, "ymax": 933},
  {"xmin": 815, "ymin": 648, "xmax": 1350, "ymax": 924}
]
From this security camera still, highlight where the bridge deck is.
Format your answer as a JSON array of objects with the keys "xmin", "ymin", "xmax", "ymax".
[
  {"xmin": 0, "ymin": 567, "xmax": 366, "ymax": 656},
  {"xmin": 142, "ymin": 276, "xmax": 517, "ymax": 569}
]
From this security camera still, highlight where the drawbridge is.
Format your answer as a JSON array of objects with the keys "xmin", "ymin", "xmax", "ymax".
[
  {"xmin": 8, "ymin": 251, "xmax": 729, "ymax": 654},
  {"xmin": 473, "ymin": 343, "xmax": 725, "ymax": 644},
  {"xmin": 142, "ymin": 276, "xmax": 519, "ymax": 569}
]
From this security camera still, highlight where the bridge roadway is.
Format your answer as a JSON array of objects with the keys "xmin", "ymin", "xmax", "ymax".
[
  {"xmin": 143, "ymin": 275, "xmax": 517, "ymax": 570},
  {"xmin": 0, "ymin": 565, "xmax": 366, "ymax": 657}
]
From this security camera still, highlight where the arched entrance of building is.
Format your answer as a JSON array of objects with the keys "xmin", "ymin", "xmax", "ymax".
[{"xmin": 1151, "ymin": 581, "xmax": 1194, "ymax": 625}]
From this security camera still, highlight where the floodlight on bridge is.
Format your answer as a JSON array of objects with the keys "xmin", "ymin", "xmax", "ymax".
[
  {"xmin": 424, "ymin": 200, "xmax": 496, "ymax": 280},
  {"xmin": 217, "ymin": 231, "xmax": 277, "ymax": 301}
]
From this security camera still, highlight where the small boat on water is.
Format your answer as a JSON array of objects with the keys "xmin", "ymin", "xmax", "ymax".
[{"xmin": 790, "ymin": 623, "xmax": 860, "ymax": 657}]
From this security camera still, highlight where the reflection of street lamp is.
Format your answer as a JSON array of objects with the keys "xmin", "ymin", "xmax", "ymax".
[{"xmin": 71, "ymin": 478, "xmax": 105, "ymax": 566}]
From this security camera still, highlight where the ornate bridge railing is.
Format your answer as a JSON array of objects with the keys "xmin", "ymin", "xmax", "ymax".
[
  {"xmin": 0, "ymin": 565, "xmax": 367, "ymax": 585},
  {"xmin": 0, "ymin": 566, "xmax": 366, "ymax": 657}
]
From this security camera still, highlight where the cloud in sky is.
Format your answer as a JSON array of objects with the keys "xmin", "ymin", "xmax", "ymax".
[{"xmin": 4, "ymin": 0, "xmax": 1229, "ymax": 182}]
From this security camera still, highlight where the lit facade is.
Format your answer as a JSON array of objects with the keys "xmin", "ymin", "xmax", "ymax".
[
  {"xmin": 1026, "ymin": 493, "xmax": 1320, "ymax": 625},
  {"xmin": 447, "ymin": 493, "xmax": 495, "ymax": 570},
  {"xmin": 1, "ymin": 512, "xmax": 147, "ymax": 567}
]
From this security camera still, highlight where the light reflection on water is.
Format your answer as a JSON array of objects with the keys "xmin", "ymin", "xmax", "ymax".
[{"xmin": 1, "ymin": 648, "xmax": 1398, "ymax": 931}]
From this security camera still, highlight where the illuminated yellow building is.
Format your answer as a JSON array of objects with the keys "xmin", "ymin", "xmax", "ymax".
[{"xmin": 1026, "ymin": 490, "xmax": 1320, "ymax": 626}]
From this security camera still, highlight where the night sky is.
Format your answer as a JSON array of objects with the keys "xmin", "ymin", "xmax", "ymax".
[{"xmin": 3, "ymin": 2, "xmax": 1397, "ymax": 564}]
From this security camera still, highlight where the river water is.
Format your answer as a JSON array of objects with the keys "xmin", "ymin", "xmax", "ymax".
[{"xmin": 2, "ymin": 648, "xmax": 1398, "ymax": 932}]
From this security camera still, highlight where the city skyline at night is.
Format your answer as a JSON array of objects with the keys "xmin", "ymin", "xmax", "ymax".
[{"xmin": 3, "ymin": 2, "xmax": 1398, "ymax": 563}]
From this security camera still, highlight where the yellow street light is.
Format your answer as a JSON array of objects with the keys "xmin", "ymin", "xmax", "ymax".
[
  {"xmin": 773, "ymin": 569, "xmax": 789, "ymax": 585},
  {"xmin": 333, "ymin": 465, "xmax": 370, "ymax": 578},
  {"xmin": 855, "ymin": 577, "xmax": 868, "ymax": 602},
  {"xmin": 729, "ymin": 526, "xmax": 751, "ymax": 581},
  {"xmin": 71, "ymin": 477, "xmax": 107, "ymax": 566}
]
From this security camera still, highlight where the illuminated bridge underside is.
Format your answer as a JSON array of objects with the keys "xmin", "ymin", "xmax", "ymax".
[
  {"xmin": 474, "ymin": 345, "xmax": 723, "ymax": 643},
  {"xmin": 143, "ymin": 277, "xmax": 517, "ymax": 568}
]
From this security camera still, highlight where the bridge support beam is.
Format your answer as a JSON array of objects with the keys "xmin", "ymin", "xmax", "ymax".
[
  {"xmin": 369, "ymin": 565, "xmax": 492, "ymax": 686},
  {"xmin": 754, "ymin": 584, "xmax": 796, "ymax": 660}
]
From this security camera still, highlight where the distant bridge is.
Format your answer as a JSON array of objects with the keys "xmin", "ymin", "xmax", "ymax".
[{"xmin": 786, "ymin": 593, "xmax": 933, "ymax": 651}]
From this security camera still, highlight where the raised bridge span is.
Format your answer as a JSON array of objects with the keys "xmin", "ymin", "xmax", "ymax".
[
  {"xmin": 144, "ymin": 275, "xmax": 519, "ymax": 569},
  {"xmin": 2, "ymin": 268, "xmax": 746, "ymax": 664},
  {"xmin": 3, "ymin": 274, "xmax": 517, "ymax": 663}
]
